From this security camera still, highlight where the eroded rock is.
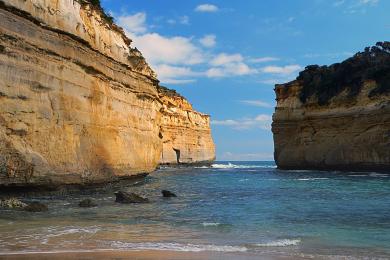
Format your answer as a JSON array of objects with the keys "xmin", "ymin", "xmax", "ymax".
[
  {"xmin": 24, "ymin": 202, "xmax": 48, "ymax": 212},
  {"xmin": 79, "ymin": 199, "xmax": 97, "ymax": 208},
  {"xmin": 162, "ymin": 190, "xmax": 177, "ymax": 198},
  {"xmin": 0, "ymin": 198, "xmax": 27, "ymax": 209},
  {"xmin": 0, "ymin": 0, "xmax": 215, "ymax": 188},
  {"xmin": 115, "ymin": 191, "xmax": 149, "ymax": 204},
  {"xmin": 272, "ymin": 42, "xmax": 390, "ymax": 171}
]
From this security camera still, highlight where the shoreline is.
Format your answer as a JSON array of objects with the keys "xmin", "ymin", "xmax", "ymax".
[{"xmin": 0, "ymin": 250, "xmax": 309, "ymax": 260}]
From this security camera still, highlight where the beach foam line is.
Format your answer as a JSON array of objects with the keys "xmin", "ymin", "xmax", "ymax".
[
  {"xmin": 254, "ymin": 239, "xmax": 301, "ymax": 247},
  {"xmin": 110, "ymin": 241, "xmax": 248, "ymax": 252}
]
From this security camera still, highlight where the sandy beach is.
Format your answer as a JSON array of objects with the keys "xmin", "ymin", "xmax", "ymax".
[{"xmin": 0, "ymin": 250, "xmax": 313, "ymax": 260}]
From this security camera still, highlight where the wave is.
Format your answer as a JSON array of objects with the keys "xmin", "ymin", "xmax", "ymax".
[
  {"xmin": 254, "ymin": 239, "xmax": 301, "ymax": 247},
  {"xmin": 110, "ymin": 241, "xmax": 248, "ymax": 252},
  {"xmin": 297, "ymin": 178, "xmax": 329, "ymax": 181},
  {"xmin": 369, "ymin": 173, "xmax": 389, "ymax": 178},
  {"xmin": 210, "ymin": 163, "xmax": 276, "ymax": 169},
  {"xmin": 202, "ymin": 222, "xmax": 221, "ymax": 227}
]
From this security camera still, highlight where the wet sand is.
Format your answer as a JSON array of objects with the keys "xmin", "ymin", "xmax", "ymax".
[{"xmin": 0, "ymin": 250, "xmax": 309, "ymax": 260}]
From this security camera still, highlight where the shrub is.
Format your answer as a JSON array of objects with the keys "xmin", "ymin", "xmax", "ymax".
[{"xmin": 297, "ymin": 41, "xmax": 390, "ymax": 105}]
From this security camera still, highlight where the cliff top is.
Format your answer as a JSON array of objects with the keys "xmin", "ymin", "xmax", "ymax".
[
  {"xmin": 76, "ymin": 0, "xmax": 122, "ymax": 38},
  {"xmin": 157, "ymin": 86, "xmax": 185, "ymax": 99},
  {"xmin": 280, "ymin": 41, "xmax": 390, "ymax": 106}
]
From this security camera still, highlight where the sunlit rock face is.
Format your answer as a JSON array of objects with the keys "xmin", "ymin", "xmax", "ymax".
[
  {"xmin": 158, "ymin": 87, "xmax": 216, "ymax": 165},
  {"xmin": 0, "ymin": 0, "xmax": 215, "ymax": 187},
  {"xmin": 272, "ymin": 42, "xmax": 390, "ymax": 171}
]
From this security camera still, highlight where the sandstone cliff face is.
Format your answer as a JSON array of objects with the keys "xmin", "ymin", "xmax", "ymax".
[
  {"xmin": 158, "ymin": 87, "xmax": 215, "ymax": 165},
  {"xmin": 0, "ymin": 0, "xmax": 215, "ymax": 187},
  {"xmin": 272, "ymin": 42, "xmax": 390, "ymax": 171}
]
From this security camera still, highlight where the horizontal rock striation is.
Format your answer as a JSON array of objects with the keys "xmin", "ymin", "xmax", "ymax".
[
  {"xmin": 0, "ymin": 0, "xmax": 215, "ymax": 188},
  {"xmin": 158, "ymin": 86, "xmax": 215, "ymax": 165},
  {"xmin": 272, "ymin": 42, "xmax": 390, "ymax": 171}
]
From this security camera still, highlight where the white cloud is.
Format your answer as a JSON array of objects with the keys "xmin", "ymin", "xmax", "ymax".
[
  {"xmin": 117, "ymin": 11, "xmax": 262, "ymax": 83},
  {"xmin": 117, "ymin": 13, "xmax": 147, "ymax": 34},
  {"xmin": 261, "ymin": 65, "xmax": 302, "ymax": 75},
  {"xmin": 167, "ymin": 19, "xmax": 176, "ymax": 25},
  {"xmin": 168, "ymin": 16, "xmax": 190, "ymax": 25},
  {"xmin": 199, "ymin": 34, "xmax": 216, "ymax": 48},
  {"xmin": 206, "ymin": 62, "xmax": 254, "ymax": 78},
  {"xmin": 195, "ymin": 4, "xmax": 219, "ymax": 12},
  {"xmin": 240, "ymin": 100, "xmax": 273, "ymax": 108},
  {"xmin": 131, "ymin": 33, "xmax": 204, "ymax": 66},
  {"xmin": 212, "ymin": 114, "xmax": 272, "ymax": 130},
  {"xmin": 210, "ymin": 53, "xmax": 243, "ymax": 66},
  {"xmin": 206, "ymin": 53, "xmax": 255, "ymax": 78},
  {"xmin": 249, "ymin": 57, "xmax": 280, "ymax": 63},
  {"xmin": 153, "ymin": 64, "xmax": 199, "ymax": 84},
  {"xmin": 359, "ymin": 0, "xmax": 379, "ymax": 5},
  {"xmin": 333, "ymin": 0, "xmax": 346, "ymax": 6},
  {"xmin": 179, "ymin": 16, "xmax": 190, "ymax": 25}
]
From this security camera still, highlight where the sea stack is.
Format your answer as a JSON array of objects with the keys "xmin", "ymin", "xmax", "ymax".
[
  {"xmin": 0, "ymin": 0, "xmax": 215, "ymax": 188},
  {"xmin": 272, "ymin": 42, "xmax": 390, "ymax": 171}
]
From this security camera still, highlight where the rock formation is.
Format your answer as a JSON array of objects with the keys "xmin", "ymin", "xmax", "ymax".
[
  {"xmin": 158, "ymin": 86, "xmax": 215, "ymax": 165},
  {"xmin": 0, "ymin": 0, "xmax": 215, "ymax": 188},
  {"xmin": 272, "ymin": 42, "xmax": 390, "ymax": 171}
]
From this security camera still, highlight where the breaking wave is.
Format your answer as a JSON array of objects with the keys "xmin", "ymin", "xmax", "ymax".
[
  {"xmin": 210, "ymin": 163, "xmax": 276, "ymax": 169},
  {"xmin": 110, "ymin": 241, "xmax": 248, "ymax": 252},
  {"xmin": 254, "ymin": 239, "xmax": 301, "ymax": 247}
]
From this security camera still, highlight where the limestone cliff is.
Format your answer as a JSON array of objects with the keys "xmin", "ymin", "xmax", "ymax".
[
  {"xmin": 0, "ymin": 0, "xmax": 215, "ymax": 187},
  {"xmin": 272, "ymin": 42, "xmax": 390, "ymax": 171},
  {"xmin": 158, "ymin": 86, "xmax": 215, "ymax": 165}
]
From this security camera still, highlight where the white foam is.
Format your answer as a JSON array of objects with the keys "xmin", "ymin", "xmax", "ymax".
[
  {"xmin": 255, "ymin": 239, "xmax": 301, "ymax": 247},
  {"xmin": 202, "ymin": 222, "xmax": 221, "ymax": 227},
  {"xmin": 369, "ymin": 173, "xmax": 388, "ymax": 178},
  {"xmin": 110, "ymin": 241, "xmax": 248, "ymax": 252},
  {"xmin": 211, "ymin": 163, "xmax": 276, "ymax": 169},
  {"xmin": 44, "ymin": 227, "xmax": 100, "ymax": 238},
  {"xmin": 297, "ymin": 178, "xmax": 329, "ymax": 181}
]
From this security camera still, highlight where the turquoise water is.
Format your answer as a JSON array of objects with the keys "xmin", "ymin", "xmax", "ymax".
[{"xmin": 1, "ymin": 161, "xmax": 390, "ymax": 258}]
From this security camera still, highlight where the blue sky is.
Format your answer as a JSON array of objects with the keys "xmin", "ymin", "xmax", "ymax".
[{"xmin": 102, "ymin": 0, "xmax": 389, "ymax": 161}]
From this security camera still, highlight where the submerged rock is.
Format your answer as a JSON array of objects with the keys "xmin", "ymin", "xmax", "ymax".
[
  {"xmin": 24, "ymin": 202, "xmax": 48, "ymax": 212},
  {"xmin": 79, "ymin": 199, "xmax": 97, "ymax": 208},
  {"xmin": 115, "ymin": 191, "xmax": 149, "ymax": 204},
  {"xmin": 0, "ymin": 198, "xmax": 27, "ymax": 209},
  {"xmin": 162, "ymin": 190, "xmax": 177, "ymax": 197}
]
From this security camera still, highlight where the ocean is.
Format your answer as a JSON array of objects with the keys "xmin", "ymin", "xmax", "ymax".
[{"xmin": 1, "ymin": 161, "xmax": 390, "ymax": 259}]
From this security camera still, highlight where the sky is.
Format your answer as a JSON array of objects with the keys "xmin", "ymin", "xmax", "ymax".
[{"xmin": 102, "ymin": 0, "xmax": 389, "ymax": 161}]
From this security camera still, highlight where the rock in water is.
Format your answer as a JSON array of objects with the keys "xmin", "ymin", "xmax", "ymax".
[
  {"xmin": 79, "ymin": 199, "xmax": 97, "ymax": 208},
  {"xmin": 0, "ymin": 198, "xmax": 27, "ymax": 209},
  {"xmin": 162, "ymin": 190, "xmax": 177, "ymax": 197},
  {"xmin": 24, "ymin": 202, "xmax": 48, "ymax": 212},
  {"xmin": 115, "ymin": 191, "xmax": 149, "ymax": 203},
  {"xmin": 272, "ymin": 42, "xmax": 390, "ymax": 171}
]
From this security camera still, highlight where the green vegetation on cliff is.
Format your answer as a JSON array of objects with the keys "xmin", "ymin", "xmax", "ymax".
[{"xmin": 297, "ymin": 41, "xmax": 390, "ymax": 105}]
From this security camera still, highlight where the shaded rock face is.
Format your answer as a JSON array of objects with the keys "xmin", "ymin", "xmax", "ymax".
[
  {"xmin": 24, "ymin": 202, "xmax": 48, "ymax": 212},
  {"xmin": 272, "ymin": 42, "xmax": 390, "ymax": 171},
  {"xmin": 0, "ymin": 0, "xmax": 215, "ymax": 188},
  {"xmin": 158, "ymin": 86, "xmax": 216, "ymax": 165},
  {"xmin": 79, "ymin": 199, "xmax": 97, "ymax": 208}
]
